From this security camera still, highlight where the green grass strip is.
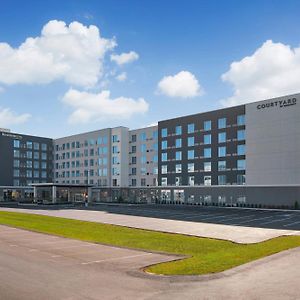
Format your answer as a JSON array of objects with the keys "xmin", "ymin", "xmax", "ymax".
[{"xmin": 0, "ymin": 211, "xmax": 299, "ymax": 275}]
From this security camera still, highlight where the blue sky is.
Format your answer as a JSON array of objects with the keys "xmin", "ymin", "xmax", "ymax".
[{"xmin": 1, "ymin": 0, "xmax": 300, "ymax": 138}]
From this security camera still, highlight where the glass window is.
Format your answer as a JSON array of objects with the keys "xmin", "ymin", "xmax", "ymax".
[
  {"xmin": 237, "ymin": 144, "xmax": 245, "ymax": 155},
  {"xmin": 140, "ymin": 132, "xmax": 147, "ymax": 141},
  {"xmin": 203, "ymin": 120, "xmax": 211, "ymax": 131},
  {"xmin": 26, "ymin": 170, "xmax": 32, "ymax": 178},
  {"xmin": 175, "ymin": 164, "xmax": 182, "ymax": 173},
  {"xmin": 161, "ymin": 177, "xmax": 167, "ymax": 186},
  {"xmin": 131, "ymin": 179, "xmax": 137, "ymax": 186},
  {"xmin": 14, "ymin": 150, "xmax": 20, "ymax": 158},
  {"xmin": 131, "ymin": 134, "xmax": 137, "ymax": 142},
  {"xmin": 161, "ymin": 140, "xmax": 167, "ymax": 150},
  {"xmin": 218, "ymin": 118, "xmax": 226, "ymax": 129},
  {"xmin": 112, "ymin": 146, "xmax": 118, "ymax": 153},
  {"xmin": 237, "ymin": 130, "xmax": 245, "ymax": 141},
  {"xmin": 175, "ymin": 138, "xmax": 182, "ymax": 148},
  {"xmin": 218, "ymin": 146, "xmax": 226, "ymax": 157},
  {"xmin": 218, "ymin": 175, "xmax": 227, "ymax": 185},
  {"xmin": 34, "ymin": 152, "xmax": 39, "ymax": 159},
  {"xmin": 175, "ymin": 151, "xmax": 182, "ymax": 160},
  {"xmin": 26, "ymin": 141, "xmax": 33, "ymax": 149},
  {"xmin": 13, "ymin": 169, "xmax": 20, "ymax": 177},
  {"xmin": 204, "ymin": 162, "xmax": 211, "ymax": 172},
  {"xmin": 161, "ymin": 128, "xmax": 168, "ymax": 138},
  {"xmin": 188, "ymin": 176, "xmax": 194, "ymax": 186},
  {"xmin": 14, "ymin": 160, "xmax": 20, "ymax": 167},
  {"xmin": 13, "ymin": 140, "xmax": 20, "ymax": 148},
  {"xmin": 131, "ymin": 145, "xmax": 136, "ymax": 153},
  {"xmin": 218, "ymin": 132, "xmax": 226, "ymax": 143},
  {"xmin": 153, "ymin": 130, "xmax": 158, "ymax": 139},
  {"xmin": 204, "ymin": 134, "xmax": 211, "ymax": 145},
  {"xmin": 204, "ymin": 148, "xmax": 211, "ymax": 158},
  {"xmin": 204, "ymin": 176, "xmax": 211, "ymax": 186},
  {"xmin": 237, "ymin": 159, "xmax": 246, "ymax": 170},
  {"xmin": 188, "ymin": 136, "xmax": 194, "ymax": 147},
  {"xmin": 188, "ymin": 150, "xmax": 194, "ymax": 159},
  {"xmin": 112, "ymin": 156, "xmax": 119, "ymax": 164},
  {"xmin": 218, "ymin": 160, "xmax": 226, "ymax": 171},
  {"xmin": 175, "ymin": 177, "xmax": 182, "ymax": 186},
  {"xmin": 131, "ymin": 156, "xmax": 137, "ymax": 164},
  {"xmin": 34, "ymin": 142, "xmax": 40, "ymax": 150},
  {"xmin": 41, "ymin": 153, "xmax": 47, "ymax": 160},
  {"xmin": 112, "ymin": 135, "xmax": 118, "ymax": 143},
  {"xmin": 161, "ymin": 153, "xmax": 167, "ymax": 162},
  {"xmin": 141, "ymin": 144, "xmax": 146, "ymax": 152},
  {"xmin": 237, "ymin": 174, "xmax": 246, "ymax": 185},
  {"xmin": 141, "ymin": 156, "xmax": 146, "ymax": 164},
  {"xmin": 188, "ymin": 123, "xmax": 195, "ymax": 133},
  {"xmin": 237, "ymin": 115, "xmax": 245, "ymax": 126},
  {"xmin": 161, "ymin": 165, "xmax": 168, "ymax": 174},
  {"xmin": 141, "ymin": 167, "xmax": 146, "ymax": 175},
  {"xmin": 187, "ymin": 163, "xmax": 194, "ymax": 172},
  {"xmin": 175, "ymin": 125, "xmax": 182, "ymax": 135}
]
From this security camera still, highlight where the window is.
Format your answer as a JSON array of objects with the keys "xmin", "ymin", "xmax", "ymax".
[
  {"xmin": 204, "ymin": 162, "xmax": 211, "ymax": 172},
  {"xmin": 141, "ymin": 167, "xmax": 147, "ymax": 175},
  {"xmin": 237, "ymin": 144, "xmax": 245, "ymax": 156},
  {"xmin": 131, "ymin": 167, "xmax": 136, "ymax": 175},
  {"xmin": 218, "ymin": 160, "xmax": 226, "ymax": 171},
  {"xmin": 14, "ymin": 160, "xmax": 20, "ymax": 168},
  {"xmin": 175, "ymin": 151, "xmax": 182, "ymax": 160},
  {"xmin": 26, "ymin": 170, "xmax": 32, "ymax": 178},
  {"xmin": 112, "ymin": 156, "xmax": 119, "ymax": 164},
  {"xmin": 188, "ymin": 176, "xmax": 194, "ymax": 186},
  {"xmin": 175, "ymin": 125, "xmax": 182, "ymax": 135},
  {"xmin": 203, "ymin": 120, "xmax": 211, "ymax": 131},
  {"xmin": 131, "ymin": 145, "xmax": 136, "ymax": 153},
  {"xmin": 140, "ymin": 132, "xmax": 147, "ymax": 141},
  {"xmin": 13, "ymin": 140, "xmax": 20, "ymax": 148},
  {"xmin": 141, "ymin": 156, "xmax": 146, "ymax": 164},
  {"xmin": 204, "ymin": 148, "xmax": 211, "ymax": 158},
  {"xmin": 175, "ymin": 138, "xmax": 182, "ymax": 148},
  {"xmin": 90, "ymin": 149, "xmax": 94, "ymax": 156},
  {"xmin": 14, "ymin": 150, "xmax": 20, "ymax": 158},
  {"xmin": 237, "ymin": 114, "xmax": 245, "ymax": 126},
  {"xmin": 34, "ymin": 142, "xmax": 40, "ymax": 150},
  {"xmin": 188, "ymin": 150, "xmax": 194, "ymax": 160},
  {"xmin": 188, "ymin": 123, "xmax": 195, "ymax": 133},
  {"xmin": 218, "ymin": 118, "xmax": 226, "ymax": 129},
  {"xmin": 13, "ymin": 169, "xmax": 20, "ymax": 177},
  {"xmin": 41, "ymin": 153, "xmax": 47, "ymax": 160},
  {"xmin": 112, "ymin": 135, "xmax": 118, "ymax": 143},
  {"xmin": 218, "ymin": 146, "xmax": 226, "ymax": 157},
  {"xmin": 175, "ymin": 164, "xmax": 182, "ymax": 173},
  {"xmin": 237, "ymin": 159, "xmax": 246, "ymax": 170},
  {"xmin": 131, "ymin": 156, "xmax": 137, "ymax": 164},
  {"xmin": 237, "ymin": 174, "xmax": 246, "ymax": 185},
  {"xmin": 160, "ymin": 152, "xmax": 168, "ymax": 162},
  {"xmin": 131, "ymin": 179, "xmax": 137, "ymax": 186},
  {"xmin": 218, "ymin": 132, "xmax": 226, "ymax": 143},
  {"xmin": 188, "ymin": 137, "xmax": 194, "ymax": 147},
  {"xmin": 204, "ymin": 134, "xmax": 211, "ymax": 145},
  {"xmin": 112, "ymin": 168, "xmax": 119, "ymax": 176},
  {"xmin": 141, "ymin": 178, "xmax": 146, "ymax": 186},
  {"xmin": 204, "ymin": 176, "xmax": 211, "ymax": 186},
  {"xmin": 237, "ymin": 130, "xmax": 245, "ymax": 141},
  {"xmin": 161, "ymin": 140, "xmax": 168, "ymax": 150},
  {"xmin": 26, "ymin": 141, "xmax": 32, "ymax": 149},
  {"xmin": 112, "ymin": 146, "xmax": 118, "ymax": 153},
  {"xmin": 34, "ymin": 152, "xmax": 40, "ymax": 159},
  {"xmin": 161, "ymin": 128, "xmax": 168, "ymax": 137},
  {"xmin": 218, "ymin": 175, "xmax": 226, "ymax": 185},
  {"xmin": 153, "ymin": 131, "xmax": 158, "ymax": 139},
  {"xmin": 141, "ymin": 144, "xmax": 146, "ymax": 152},
  {"xmin": 131, "ymin": 134, "xmax": 137, "ymax": 142},
  {"xmin": 188, "ymin": 163, "xmax": 194, "ymax": 173},
  {"xmin": 161, "ymin": 165, "xmax": 168, "ymax": 174},
  {"xmin": 161, "ymin": 177, "xmax": 167, "ymax": 186},
  {"xmin": 153, "ymin": 143, "xmax": 158, "ymax": 151},
  {"xmin": 175, "ymin": 177, "xmax": 182, "ymax": 186}
]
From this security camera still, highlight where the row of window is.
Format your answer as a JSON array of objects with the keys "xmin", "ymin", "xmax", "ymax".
[
  {"xmin": 13, "ymin": 160, "xmax": 48, "ymax": 169},
  {"xmin": 161, "ymin": 130, "xmax": 245, "ymax": 149},
  {"xmin": 14, "ymin": 150, "xmax": 48, "ymax": 160},
  {"xmin": 161, "ymin": 115, "xmax": 245, "ymax": 137},
  {"xmin": 13, "ymin": 169, "xmax": 48, "ymax": 178},
  {"xmin": 161, "ymin": 160, "xmax": 246, "ymax": 174},
  {"xmin": 14, "ymin": 140, "xmax": 48, "ymax": 151},
  {"xmin": 130, "ymin": 167, "xmax": 158, "ymax": 176},
  {"xmin": 131, "ymin": 178, "xmax": 158, "ymax": 186},
  {"xmin": 161, "ymin": 174, "xmax": 246, "ymax": 186},
  {"xmin": 56, "ymin": 169, "xmax": 109, "ymax": 178},
  {"xmin": 161, "ymin": 145, "xmax": 245, "ymax": 161},
  {"xmin": 131, "ymin": 131, "xmax": 158, "ymax": 142}
]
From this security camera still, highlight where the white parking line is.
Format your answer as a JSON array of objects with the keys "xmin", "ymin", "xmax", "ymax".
[
  {"xmin": 81, "ymin": 253, "xmax": 152, "ymax": 265},
  {"xmin": 198, "ymin": 214, "xmax": 236, "ymax": 221},
  {"xmin": 260, "ymin": 217, "xmax": 295, "ymax": 225},
  {"xmin": 283, "ymin": 220, "xmax": 300, "ymax": 227},
  {"xmin": 231, "ymin": 215, "xmax": 275, "ymax": 225}
]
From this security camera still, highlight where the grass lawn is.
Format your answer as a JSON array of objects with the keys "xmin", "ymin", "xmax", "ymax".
[{"xmin": 0, "ymin": 211, "xmax": 300, "ymax": 275}]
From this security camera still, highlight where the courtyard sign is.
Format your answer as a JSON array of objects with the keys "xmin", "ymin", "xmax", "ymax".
[{"xmin": 257, "ymin": 97, "xmax": 297, "ymax": 110}]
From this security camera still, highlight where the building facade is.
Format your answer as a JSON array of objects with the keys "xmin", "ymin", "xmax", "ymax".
[
  {"xmin": 0, "ymin": 93, "xmax": 299, "ymax": 207},
  {"xmin": 0, "ymin": 129, "xmax": 53, "ymax": 200}
]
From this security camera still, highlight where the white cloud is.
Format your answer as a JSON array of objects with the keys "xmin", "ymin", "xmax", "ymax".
[
  {"xmin": 62, "ymin": 88, "xmax": 149, "ymax": 124},
  {"xmin": 0, "ymin": 108, "xmax": 31, "ymax": 127},
  {"xmin": 157, "ymin": 71, "xmax": 203, "ymax": 98},
  {"xmin": 116, "ymin": 72, "xmax": 127, "ymax": 81},
  {"xmin": 0, "ymin": 20, "xmax": 116, "ymax": 88},
  {"xmin": 0, "ymin": 87, "xmax": 4, "ymax": 93},
  {"xmin": 110, "ymin": 51, "xmax": 139, "ymax": 65},
  {"xmin": 221, "ymin": 40, "xmax": 300, "ymax": 106}
]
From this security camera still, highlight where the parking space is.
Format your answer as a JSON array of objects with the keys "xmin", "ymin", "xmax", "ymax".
[{"xmin": 86, "ymin": 204, "xmax": 300, "ymax": 230}]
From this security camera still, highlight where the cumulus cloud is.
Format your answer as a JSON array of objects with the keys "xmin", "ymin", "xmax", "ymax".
[
  {"xmin": 0, "ymin": 20, "xmax": 116, "ymax": 88},
  {"xmin": 110, "ymin": 51, "xmax": 139, "ymax": 65},
  {"xmin": 0, "ymin": 108, "xmax": 31, "ymax": 127},
  {"xmin": 62, "ymin": 88, "xmax": 149, "ymax": 124},
  {"xmin": 116, "ymin": 72, "xmax": 127, "ymax": 82},
  {"xmin": 157, "ymin": 71, "xmax": 203, "ymax": 98},
  {"xmin": 221, "ymin": 40, "xmax": 300, "ymax": 106}
]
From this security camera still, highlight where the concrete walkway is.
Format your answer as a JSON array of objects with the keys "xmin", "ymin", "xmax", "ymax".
[{"xmin": 1, "ymin": 207, "xmax": 300, "ymax": 243}]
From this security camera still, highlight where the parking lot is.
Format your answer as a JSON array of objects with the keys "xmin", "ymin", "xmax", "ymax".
[{"xmin": 85, "ymin": 204, "xmax": 300, "ymax": 230}]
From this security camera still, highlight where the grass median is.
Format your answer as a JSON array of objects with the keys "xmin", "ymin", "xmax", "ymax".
[{"xmin": 0, "ymin": 211, "xmax": 300, "ymax": 275}]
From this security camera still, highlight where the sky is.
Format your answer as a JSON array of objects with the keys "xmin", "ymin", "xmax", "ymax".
[{"xmin": 1, "ymin": 0, "xmax": 300, "ymax": 138}]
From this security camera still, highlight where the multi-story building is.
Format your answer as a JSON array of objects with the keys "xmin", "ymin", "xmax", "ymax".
[
  {"xmin": 128, "ymin": 126, "xmax": 158, "ymax": 188},
  {"xmin": 0, "ymin": 129, "xmax": 53, "ymax": 200}
]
